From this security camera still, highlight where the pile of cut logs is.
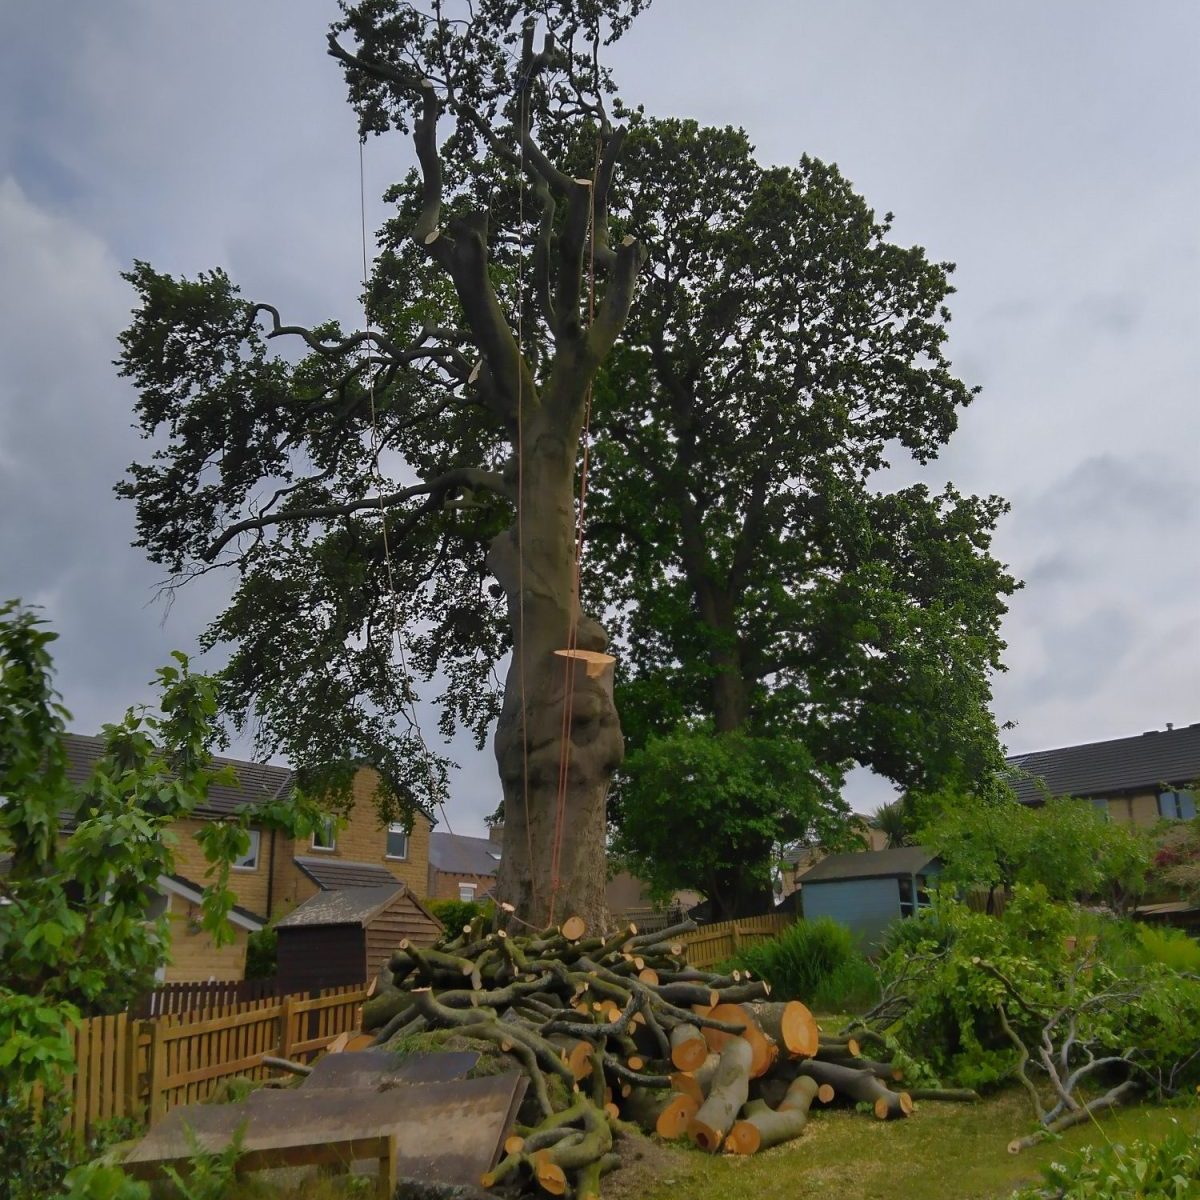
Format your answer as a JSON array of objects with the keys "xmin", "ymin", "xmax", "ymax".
[{"xmin": 362, "ymin": 912, "xmax": 953, "ymax": 1198}]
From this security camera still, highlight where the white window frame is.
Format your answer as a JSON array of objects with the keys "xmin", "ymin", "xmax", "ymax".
[
  {"xmin": 232, "ymin": 828, "xmax": 261, "ymax": 871},
  {"xmin": 311, "ymin": 818, "xmax": 337, "ymax": 852},
  {"xmin": 386, "ymin": 823, "xmax": 409, "ymax": 861},
  {"xmin": 458, "ymin": 882, "xmax": 477, "ymax": 902}
]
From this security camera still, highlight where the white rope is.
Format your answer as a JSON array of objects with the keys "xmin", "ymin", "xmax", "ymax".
[{"xmin": 358, "ymin": 137, "xmax": 453, "ymax": 836}]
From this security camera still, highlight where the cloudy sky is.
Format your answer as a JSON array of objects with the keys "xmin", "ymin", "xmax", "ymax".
[{"xmin": 2, "ymin": 1, "xmax": 1197, "ymax": 832}]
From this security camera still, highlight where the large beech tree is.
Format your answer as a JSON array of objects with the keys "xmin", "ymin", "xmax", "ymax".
[
  {"xmin": 117, "ymin": 1, "xmax": 652, "ymax": 928},
  {"xmin": 590, "ymin": 121, "xmax": 1018, "ymax": 915}
]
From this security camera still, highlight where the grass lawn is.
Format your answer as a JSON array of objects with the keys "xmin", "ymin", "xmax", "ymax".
[{"xmin": 610, "ymin": 1089, "xmax": 1200, "ymax": 1200}]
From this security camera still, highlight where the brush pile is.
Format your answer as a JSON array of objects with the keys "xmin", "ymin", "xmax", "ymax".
[{"xmin": 363, "ymin": 911, "xmax": 925, "ymax": 1198}]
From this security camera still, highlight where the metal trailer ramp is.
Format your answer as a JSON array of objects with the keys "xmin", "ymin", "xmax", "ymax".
[{"xmin": 122, "ymin": 1072, "xmax": 527, "ymax": 1197}]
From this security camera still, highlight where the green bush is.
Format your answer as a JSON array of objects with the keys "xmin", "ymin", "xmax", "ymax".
[
  {"xmin": 426, "ymin": 897, "xmax": 493, "ymax": 935},
  {"xmin": 1134, "ymin": 923, "xmax": 1200, "ymax": 973},
  {"xmin": 735, "ymin": 918, "xmax": 878, "ymax": 1012},
  {"xmin": 244, "ymin": 928, "xmax": 277, "ymax": 981},
  {"xmin": 1010, "ymin": 1120, "xmax": 1200, "ymax": 1199}
]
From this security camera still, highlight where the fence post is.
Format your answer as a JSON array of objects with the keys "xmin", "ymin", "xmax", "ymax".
[
  {"xmin": 146, "ymin": 1019, "xmax": 167, "ymax": 1126},
  {"xmin": 123, "ymin": 1017, "xmax": 139, "ymax": 1122},
  {"xmin": 731, "ymin": 923, "xmax": 743, "ymax": 954},
  {"xmin": 279, "ymin": 994, "xmax": 294, "ymax": 1061}
]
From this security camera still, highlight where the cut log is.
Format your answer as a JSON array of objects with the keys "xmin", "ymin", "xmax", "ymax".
[
  {"xmin": 798, "ymin": 1059, "xmax": 913, "ymax": 1120},
  {"xmin": 561, "ymin": 916, "xmax": 587, "ymax": 942},
  {"xmin": 701, "ymin": 1003, "xmax": 776, "ymax": 1078},
  {"xmin": 745, "ymin": 1000, "xmax": 820, "ymax": 1059},
  {"xmin": 655, "ymin": 1093, "xmax": 699, "ymax": 1140},
  {"xmin": 687, "ymin": 1036, "xmax": 753, "ymax": 1153},
  {"xmin": 669, "ymin": 1072, "xmax": 703, "ymax": 1105},
  {"xmin": 669, "ymin": 1022, "xmax": 708, "ymax": 1071},
  {"xmin": 727, "ymin": 1074, "xmax": 819, "ymax": 1155}
]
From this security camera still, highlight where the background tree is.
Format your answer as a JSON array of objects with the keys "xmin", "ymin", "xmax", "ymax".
[
  {"xmin": 117, "ymin": 1, "xmax": 653, "ymax": 927},
  {"xmin": 585, "ymin": 120, "xmax": 1017, "ymax": 911}
]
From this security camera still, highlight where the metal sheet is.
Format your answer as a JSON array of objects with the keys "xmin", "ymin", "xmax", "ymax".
[
  {"xmin": 301, "ymin": 1049, "xmax": 479, "ymax": 1090},
  {"xmin": 124, "ymin": 1073, "xmax": 527, "ymax": 1187}
]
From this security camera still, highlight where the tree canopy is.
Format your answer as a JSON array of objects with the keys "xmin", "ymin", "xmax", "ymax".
[{"xmin": 584, "ymin": 120, "xmax": 1016, "ymax": 912}]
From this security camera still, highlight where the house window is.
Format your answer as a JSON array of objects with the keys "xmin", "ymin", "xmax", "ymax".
[
  {"xmin": 145, "ymin": 892, "xmax": 169, "ymax": 921},
  {"xmin": 1089, "ymin": 797, "xmax": 1110, "ymax": 819},
  {"xmin": 312, "ymin": 818, "xmax": 337, "ymax": 851},
  {"xmin": 233, "ymin": 829, "xmax": 261, "ymax": 871},
  {"xmin": 898, "ymin": 875, "xmax": 931, "ymax": 919},
  {"xmin": 1158, "ymin": 791, "xmax": 1197, "ymax": 820},
  {"xmin": 386, "ymin": 823, "xmax": 409, "ymax": 860},
  {"xmin": 459, "ymin": 883, "xmax": 477, "ymax": 902}
]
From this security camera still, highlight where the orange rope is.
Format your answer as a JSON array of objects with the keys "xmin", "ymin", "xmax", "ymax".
[{"xmin": 547, "ymin": 136, "xmax": 602, "ymax": 926}]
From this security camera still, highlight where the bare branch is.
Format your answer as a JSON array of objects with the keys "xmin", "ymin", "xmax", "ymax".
[{"xmin": 204, "ymin": 466, "xmax": 511, "ymax": 561}]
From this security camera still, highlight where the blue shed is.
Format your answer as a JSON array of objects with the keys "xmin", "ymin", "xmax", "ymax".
[{"xmin": 796, "ymin": 846, "xmax": 941, "ymax": 949}]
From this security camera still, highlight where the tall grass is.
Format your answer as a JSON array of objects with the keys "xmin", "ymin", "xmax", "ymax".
[{"xmin": 735, "ymin": 918, "xmax": 879, "ymax": 1014}]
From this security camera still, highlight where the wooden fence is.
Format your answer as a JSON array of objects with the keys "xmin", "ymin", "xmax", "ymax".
[
  {"xmin": 679, "ymin": 913, "xmax": 793, "ymax": 969},
  {"xmin": 132, "ymin": 977, "xmax": 283, "ymax": 1018},
  {"xmin": 62, "ymin": 984, "xmax": 368, "ymax": 1140}
]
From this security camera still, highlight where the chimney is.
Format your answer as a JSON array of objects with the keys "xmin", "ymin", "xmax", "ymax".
[
  {"xmin": 1167, "ymin": 722, "xmax": 1175, "ymax": 732},
  {"xmin": 488, "ymin": 822, "xmax": 504, "ymax": 846}
]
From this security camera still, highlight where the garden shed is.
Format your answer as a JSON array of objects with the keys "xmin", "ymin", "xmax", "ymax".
[
  {"xmin": 275, "ymin": 882, "xmax": 442, "ymax": 992},
  {"xmin": 796, "ymin": 846, "xmax": 942, "ymax": 949}
]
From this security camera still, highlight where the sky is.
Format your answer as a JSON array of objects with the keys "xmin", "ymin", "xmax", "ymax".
[{"xmin": 1, "ymin": 1, "xmax": 1197, "ymax": 832}]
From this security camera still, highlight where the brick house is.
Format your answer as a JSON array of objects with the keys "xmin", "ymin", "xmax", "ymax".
[
  {"xmin": 61, "ymin": 734, "xmax": 433, "ymax": 982},
  {"xmin": 427, "ymin": 825, "xmax": 502, "ymax": 901},
  {"xmin": 1006, "ymin": 722, "xmax": 1200, "ymax": 825}
]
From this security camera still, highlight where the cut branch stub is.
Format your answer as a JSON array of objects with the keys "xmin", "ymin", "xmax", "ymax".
[
  {"xmin": 746, "ymin": 1000, "xmax": 819, "ymax": 1059},
  {"xmin": 669, "ymin": 1022, "xmax": 708, "ymax": 1071},
  {"xmin": 654, "ymin": 1093, "xmax": 699, "ymax": 1140}
]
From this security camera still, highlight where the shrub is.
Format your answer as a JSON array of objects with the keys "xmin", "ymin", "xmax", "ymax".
[
  {"xmin": 426, "ymin": 897, "xmax": 493, "ymax": 935},
  {"xmin": 735, "ymin": 918, "xmax": 877, "ymax": 1012},
  {"xmin": 1134, "ymin": 923, "xmax": 1200, "ymax": 973},
  {"xmin": 1010, "ymin": 1120, "xmax": 1200, "ymax": 1199},
  {"xmin": 244, "ymin": 928, "xmax": 277, "ymax": 981}
]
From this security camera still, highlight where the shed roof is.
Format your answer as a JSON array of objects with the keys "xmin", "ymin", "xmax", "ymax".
[
  {"xmin": 429, "ymin": 831, "xmax": 502, "ymax": 877},
  {"xmin": 799, "ymin": 846, "xmax": 939, "ymax": 884},
  {"xmin": 1005, "ymin": 723, "xmax": 1200, "ymax": 805},
  {"xmin": 293, "ymin": 856, "xmax": 400, "ymax": 891},
  {"xmin": 276, "ymin": 884, "xmax": 404, "ymax": 929}
]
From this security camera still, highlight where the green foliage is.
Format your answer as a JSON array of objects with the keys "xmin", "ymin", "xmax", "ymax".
[
  {"xmin": 0, "ymin": 1088, "xmax": 77, "ymax": 1200},
  {"xmin": 53, "ymin": 1162, "xmax": 149, "ymax": 1200},
  {"xmin": 922, "ymin": 796, "xmax": 1150, "ymax": 909},
  {"xmin": 734, "ymin": 918, "xmax": 878, "ymax": 1012},
  {"xmin": 426, "ymin": 897, "xmax": 493, "ymax": 934},
  {"xmin": 879, "ymin": 886, "xmax": 1076, "ymax": 1087},
  {"xmin": 0, "ymin": 601, "xmax": 317, "ymax": 1108},
  {"xmin": 244, "ymin": 928, "xmax": 278, "ymax": 981},
  {"xmin": 1134, "ymin": 924, "xmax": 1200, "ymax": 973},
  {"xmin": 611, "ymin": 725, "xmax": 853, "ymax": 917},
  {"xmin": 161, "ymin": 1124, "xmax": 246, "ymax": 1200},
  {"xmin": 1011, "ymin": 1120, "xmax": 1200, "ymax": 1199}
]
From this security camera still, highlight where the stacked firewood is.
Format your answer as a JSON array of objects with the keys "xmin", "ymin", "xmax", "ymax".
[{"xmin": 362, "ymin": 912, "xmax": 928, "ymax": 1198}]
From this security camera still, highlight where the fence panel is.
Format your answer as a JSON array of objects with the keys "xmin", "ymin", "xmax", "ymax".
[
  {"xmin": 679, "ymin": 913, "xmax": 793, "ymax": 969},
  {"xmin": 66, "ymin": 984, "xmax": 369, "ymax": 1140},
  {"xmin": 133, "ymin": 977, "xmax": 282, "ymax": 1019}
]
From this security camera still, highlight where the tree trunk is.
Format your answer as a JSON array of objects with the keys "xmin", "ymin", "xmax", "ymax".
[{"xmin": 490, "ymin": 417, "xmax": 623, "ymax": 930}]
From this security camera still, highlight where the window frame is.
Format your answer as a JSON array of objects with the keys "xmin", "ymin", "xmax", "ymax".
[
  {"xmin": 385, "ymin": 823, "xmax": 409, "ymax": 861},
  {"xmin": 458, "ymin": 882, "xmax": 477, "ymax": 902},
  {"xmin": 1158, "ymin": 790, "xmax": 1197, "ymax": 821},
  {"xmin": 232, "ymin": 828, "xmax": 261, "ymax": 871},
  {"xmin": 311, "ymin": 818, "xmax": 337, "ymax": 852}
]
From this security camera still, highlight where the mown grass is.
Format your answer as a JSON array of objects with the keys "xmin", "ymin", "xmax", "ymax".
[{"xmin": 613, "ymin": 1089, "xmax": 1200, "ymax": 1200}]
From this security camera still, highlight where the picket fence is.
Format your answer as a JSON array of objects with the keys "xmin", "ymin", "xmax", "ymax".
[
  {"xmin": 61, "ymin": 983, "xmax": 368, "ymax": 1140},
  {"xmin": 678, "ymin": 913, "xmax": 792, "ymax": 968},
  {"xmin": 132, "ymin": 977, "xmax": 283, "ymax": 1018}
]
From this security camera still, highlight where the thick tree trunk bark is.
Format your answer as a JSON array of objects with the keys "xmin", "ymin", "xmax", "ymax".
[{"xmin": 489, "ymin": 418, "xmax": 623, "ymax": 930}]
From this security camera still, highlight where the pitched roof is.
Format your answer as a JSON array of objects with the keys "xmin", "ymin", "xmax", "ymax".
[
  {"xmin": 1005, "ymin": 723, "xmax": 1200, "ymax": 805},
  {"xmin": 276, "ymin": 883, "xmax": 404, "ymax": 928},
  {"xmin": 429, "ymin": 831, "xmax": 502, "ymax": 878},
  {"xmin": 798, "ymin": 846, "xmax": 940, "ymax": 884},
  {"xmin": 61, "ymin": 733, "xmax": 293, "ymax": 821},
  {"xmin": 293, "ymin": 856, "xmax": 400, "ymax": 891},
  {"xmin": 164, "ymin": 873, "xmax": 265, "ymax": 929}
]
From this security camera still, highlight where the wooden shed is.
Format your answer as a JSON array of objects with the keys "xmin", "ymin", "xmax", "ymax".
[
  {"xmin": 275, "ymin": 883, "xmax": 442, "ymax": 993},
  {"xmin": 796, "ymin": 846, "xmax": 942, "ymax": 950}
]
